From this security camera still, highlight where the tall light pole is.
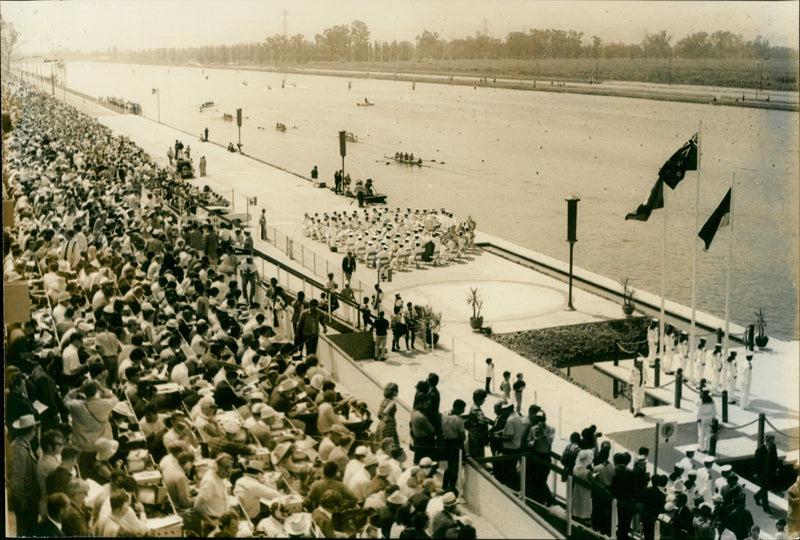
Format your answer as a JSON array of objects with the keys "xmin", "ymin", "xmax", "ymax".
[{"xmin": 565, "ymin": 197, "xmax": 580, "ymax": 311}]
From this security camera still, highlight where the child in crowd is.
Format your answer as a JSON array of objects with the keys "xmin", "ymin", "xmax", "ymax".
[{"xmin": 500, "ymin": 371, "xmax": 511, "ymax": 402}]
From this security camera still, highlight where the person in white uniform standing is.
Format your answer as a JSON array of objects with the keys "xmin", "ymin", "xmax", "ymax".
[
  {"xmin": 739, "ymin": 354, "xmax": 753, "ymax": 409},
  {"xmin": 692, "ymin": 338, "xmax": 707, "ymax": 387},
  {"xmin": 709, "ymin": 345, "xmax": 723, "ymax": 393},
  {"xmin": 724, "ymin": 351, "xmax": 738, "ymax": 404},
  {"xmin": 629, "ymin": 358, "xmax": 647, "ymax": 418},
  {"xmin": 696, "ymin": 390, "xmax": 717, "ymax": 453}
]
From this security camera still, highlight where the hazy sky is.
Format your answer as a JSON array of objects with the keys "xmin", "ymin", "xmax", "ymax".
[{"xmin": 2, "ymin": 0, "xmax": 798, "ymax": 56}]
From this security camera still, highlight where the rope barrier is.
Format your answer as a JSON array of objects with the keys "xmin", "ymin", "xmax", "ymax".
[
  {"xmin": 616, "ymin": 340, "xmax": 647, "ymax": 354},
  {"xmin": 655, "ymin": 379, "xmax": 675, "ymax": 389},
  {"xmin": 682, "ymin": 380, "xmax": 701, "ymax": 395},
  {"xmin": 719, "ymin": 418, "xmax": 760, "ymax": 431},
  {"xmin": 764, "ymin": 417, "xmax": 800, "ymax": 439}
]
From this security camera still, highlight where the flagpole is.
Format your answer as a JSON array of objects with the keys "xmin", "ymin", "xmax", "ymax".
[
  {"xmin": 660, "ymin": 176, "xmax": 667, "ymax": 366},
  {"xmin": 689, "ymin": 121, "xmax": 702, "ymax": 351},
  {"xmin": 723, "ymin": 171, "xmax": 735, "ymax": 360}
]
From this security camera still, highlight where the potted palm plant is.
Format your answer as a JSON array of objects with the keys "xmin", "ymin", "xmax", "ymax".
[
  {"xmin": 754, "ymin": 308, "xmax": 769, "ymax": 348},
  {"xmin": 467, "ymin": 287, "xmax": 484, "ymax": 330},
  {"xmin": 620, "ymin": 278, "xmax": 637, "ymax": 317}
]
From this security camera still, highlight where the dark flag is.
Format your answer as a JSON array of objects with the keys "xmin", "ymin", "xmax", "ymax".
[
  {"xmin": 698, "ymin": 188, "xmax": 731, "ymax": 250},
  {"xmin": 152, "ymin": 88, "xmax": 158, "ymax": 94},
  {"xmin": 659, "ymin": 133, "xmax": 698, "ymax": 189},
  {"xmin": 625, "ymin": 178, "xmax": 664, "ymax": 221}
]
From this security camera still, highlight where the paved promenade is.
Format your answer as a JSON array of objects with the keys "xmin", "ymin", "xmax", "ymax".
[{"xmin": 69, "ymin": 93, "xmax": 798, "ymax": 537}]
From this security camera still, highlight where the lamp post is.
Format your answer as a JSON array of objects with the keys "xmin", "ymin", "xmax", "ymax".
[
  {"xmin": 565, "ymin": 197, "xmax": 580, "ymax": 311},
  {"xmin": 153, "ymin": 87, "xmax": 161, "ymax": 123}
]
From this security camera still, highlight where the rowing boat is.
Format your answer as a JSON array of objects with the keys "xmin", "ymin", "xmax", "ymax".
[{"xmin": 384, "ymin": 155, "xmax": 423, "ymax": 166}]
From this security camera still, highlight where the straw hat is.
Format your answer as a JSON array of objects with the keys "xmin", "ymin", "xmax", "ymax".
[
  {"xmin": 95, "ymin": 437, "xmax": 119, "ymax": 461},
  {"xmin": 284, "ymin": 512, "xmax": 311, "ymax": 537},
  {"xmin": 12, "ymin": 414, "xmax": 39, "ymax": 430}
]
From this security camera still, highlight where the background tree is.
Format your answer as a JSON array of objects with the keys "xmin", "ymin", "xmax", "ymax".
[
  {"xmin": 641, "ymin": 30, "xmax": 672, "ymax": 58},
  {"xmin": 350, "ymin": 20, "xmax": 370, "ymax": 61},
  {"xmin": 1, "ymin": 18, "xmax": 20, "ymax": 79}
]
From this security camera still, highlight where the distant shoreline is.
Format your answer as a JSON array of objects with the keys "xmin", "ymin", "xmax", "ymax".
[{"xmin": 111, "ymin": 59, "xmax": 799, "ymax": 112}]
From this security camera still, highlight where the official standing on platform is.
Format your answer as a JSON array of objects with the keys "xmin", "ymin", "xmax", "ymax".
[
  {"xmin": 692, "ymin": 338, "xmax": 707, "ymax": 386},
  {"xmin": 629, "ymin": 359, "xmax": 646, "ymax": 417},
  {"xmin": 740, "ymin": 355, "xmax": 753, "ymax": 409},
  {"xmin": 710, "ymin": 345, "xmax": 723, "ymax": 393},
  {"xmin": 696, "ymin": 390, "xmax": 717, "ymax": 453},
  {"xmin": 647, "ymin": 319, "xmax": 659, "ymax": 366},
  {"xmin": 724, "ymin": 351, "xmax": 738, "ymax": 404}
]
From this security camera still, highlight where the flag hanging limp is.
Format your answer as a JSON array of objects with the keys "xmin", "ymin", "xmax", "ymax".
[
  {"xmin": 698, "ymin": 188, "xmax": 731, "ymax": 250},
  {"xmin": 152, "ymin": 88, "xmax": 158, "ymax": 94},
  {"xmin": 625, "ymin": 178, "xmax": 664, "ymax": 221},
  {"xmin": 659, "ymin": 133, "xmax": 698, "ymax": 189}
]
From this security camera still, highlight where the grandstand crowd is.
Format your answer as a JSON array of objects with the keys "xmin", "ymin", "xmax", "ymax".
[{"xmin": 4, "ymin": 81, "xmax": 798, "ymax": 540}]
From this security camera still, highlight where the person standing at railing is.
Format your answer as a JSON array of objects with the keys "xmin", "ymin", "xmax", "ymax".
[
  {"xmin": 467, "ymin": 390, "xmax": 490, "ymax": 460},
  {"xmin": 441, "ymin": 399, "xmax": 467, "ymax": 493},
  {"xmin": 296, "ymin": 299, "xmax": 327, "ymax": 356}
]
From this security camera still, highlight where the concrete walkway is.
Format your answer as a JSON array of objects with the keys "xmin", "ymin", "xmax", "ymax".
[{"xmin": 69, "ymin": 93, "xmax": 798, "ymax": 538}]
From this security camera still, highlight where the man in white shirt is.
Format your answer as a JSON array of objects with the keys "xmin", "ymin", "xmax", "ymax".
[
  {"xmin": 193, "ymin": 453, "xmax": 233, "ymax": 530},
  {"xmin": 93, "ymin": 489, "xmax": 148, "ymax": 537},
  {"xmin": 233, "ymin": 461, "xmax": 281, "ymax": 519}
]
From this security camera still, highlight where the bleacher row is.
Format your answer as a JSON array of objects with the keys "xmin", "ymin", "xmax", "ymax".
[{"xmin": 4, "ymin": 81, "xmax": 480, "ymax": 539}]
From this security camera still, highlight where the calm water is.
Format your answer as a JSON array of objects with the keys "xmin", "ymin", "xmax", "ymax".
[{"xmin": 61, "ymin": 62, "xmax": 800, "ymax": 339}]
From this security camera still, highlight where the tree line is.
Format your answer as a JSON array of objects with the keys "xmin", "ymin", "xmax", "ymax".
[{"xmin": 88, "ymin": 22, "xmax": 796, "ymax": 66}]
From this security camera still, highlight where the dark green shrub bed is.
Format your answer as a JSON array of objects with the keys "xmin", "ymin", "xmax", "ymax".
[{"xmin": 491, "ymin": 317, "xmax": 650, "ymax": 369}]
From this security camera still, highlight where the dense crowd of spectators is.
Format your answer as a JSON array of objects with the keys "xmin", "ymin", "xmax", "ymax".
[{"xmin": 3, "ymin": 83, "xmax": 481, "ymax": 538}]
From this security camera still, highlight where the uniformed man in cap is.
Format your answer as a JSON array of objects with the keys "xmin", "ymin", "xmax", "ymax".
[
  {"xmin": 724, "ymin": 351, "xmax": 738, "ymax": 403},
  {"xmin": 710, "ymin": 345, "xmax": 724, "ymax": 393},
  {"xmin": 692, "ymin": 338, "xmax": 707, "ymax": 387}
]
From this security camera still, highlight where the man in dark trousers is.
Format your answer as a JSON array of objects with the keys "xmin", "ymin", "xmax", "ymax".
[
  {"xmin": 342, "ymin": 251, "xmax": 357, "ymax": 284},
  {"xmin": 754, "ymin": 434, "xmax": 779, "ymax": 513},
  {"xmin": 311, "ymin": 165, "xmax": 318, "ymax": 185},
  {"xmin": 610, "ymin": 452, "xmax": 636, "ymax": 540},
  {"xmin": 373, "ymin": 311, "xmax": 389, "ymax": 360},
  {"xmin": 204, "ymin": 127, "xmax": 209, "ymax": 142},
  {"xmin": 334, "ymin": 169, "xmax": 342, "ymax": 194},
  {"xmin": 672, "ymin": 492, "xmax": 695, "ymax": 540},
  {"xmin": 640, "ymin": 474, "xmax": 668, "ymax": 540}
]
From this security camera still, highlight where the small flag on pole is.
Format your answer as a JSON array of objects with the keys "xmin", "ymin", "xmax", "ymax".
[
  {"xmin": 152, "ymin": 88, "xmax": 158, "ymax": 94},
  {"xmin": 659, "ymin": 133, "xmax": 698, "ymax": 189},
  {"xmin": 625, "ymin": 178, "xmax": 664, "ymax": 221},
  {"xmin": 698, "ymin": 188, "xmax": 731, "ymax": 250},
  {"xmin": 247, "ymin": 197, "xmax": 258, "ymax": 205}
]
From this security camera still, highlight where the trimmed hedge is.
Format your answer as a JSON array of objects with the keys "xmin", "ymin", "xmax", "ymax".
[{"xmin": 491, "ymin": 317, "xmax": 650, "ymax": 368}]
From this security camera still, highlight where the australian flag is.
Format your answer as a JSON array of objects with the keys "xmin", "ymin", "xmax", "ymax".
[{"xmin": 659, "ymin": 133, "xmax": 698, "ymax": 189}]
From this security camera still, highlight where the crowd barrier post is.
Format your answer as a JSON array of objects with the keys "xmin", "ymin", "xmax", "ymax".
[
  {"xmin": 326, "ymin": 260, "xmax": 329, "ymax": 277},
  {"xmin": 565, "ymin": 475, "xmax": 573, "ymax": 537},
  {"xmin": 452, "ymin": 337, "xmax": 455, "ymax": 365},
  {"xmin": 757, "ymin": 413, "xmax": 765, "ymax": 447},
  {"xmin": 473, "ymin": 352, "xmax": 477, "ymax": 381},
  {"xmin": 301, "ymin": 246, "xmax": 305, "ymax": 267},
  {"xmin": 558, "ymin": 406, "xmax": 562, "ymax": 439},
  {"xmin": 519, "ymin": 455, "xmax": 527, "ymax": 503},
  {"xmin": 610, "ymin": 499, "xmax": 618, "ymax": 537},
  {"xmin": 721, "ymin": 391, "xmax": 729, "ymax": 423},
  {"xmin": 654, "ymin": 358, "xmax": 661, "ymax": 387},
  {"xmin": 675, "ymin": 369, "xmax": 683, "ymax": 408},
  {"xmin": 313, "ymin": 252, "xmax": 317, "ymax": 275},
  {"xmin": 534, "ymin": 390, "xmax": 537, "ymax": 405},
  {"xmin": 550, "ymin": 466, "xmax": 558, "ymax": 500}
]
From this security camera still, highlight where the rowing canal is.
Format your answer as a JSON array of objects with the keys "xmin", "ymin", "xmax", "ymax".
[{"xmin": 61, "ymin": 62, "xmax": 800, "ymax": 340}]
